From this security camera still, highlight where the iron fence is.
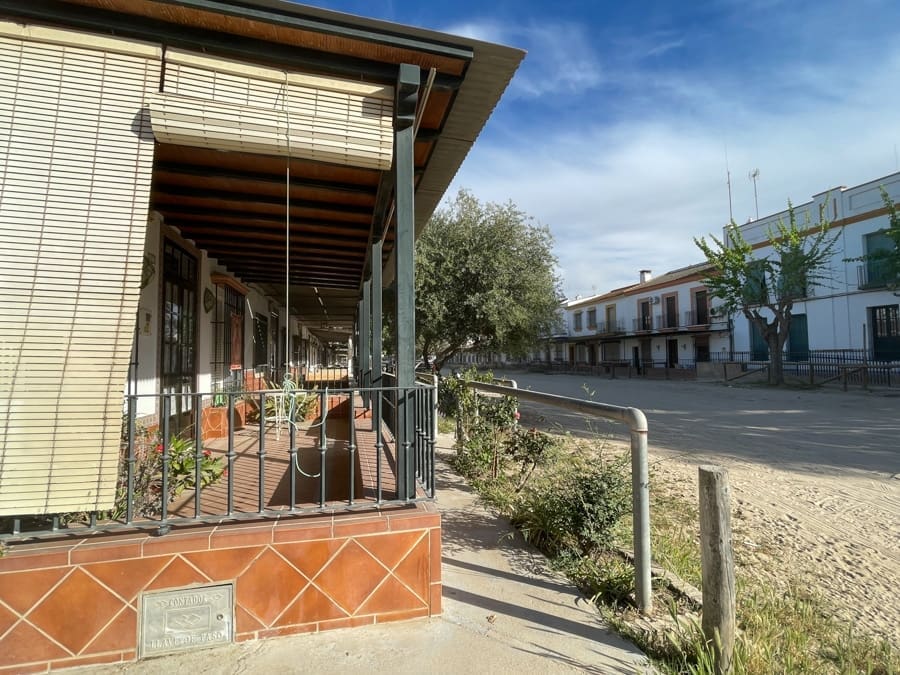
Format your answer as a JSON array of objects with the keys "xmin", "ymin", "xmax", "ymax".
[
  {"xmin": 710, "ymin": 349, "xmax": 900, "ymax": 387},
  {"xmin": 1, "ymin": 382, "xmax": 436, "ymax": 542}
]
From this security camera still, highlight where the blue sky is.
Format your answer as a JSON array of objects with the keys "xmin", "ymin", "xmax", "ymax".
[{"xmin": 308, "ymin": 0, "xmax": 900, "ymax": 298}]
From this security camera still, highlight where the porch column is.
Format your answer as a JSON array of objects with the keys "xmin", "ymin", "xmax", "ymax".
[
  {"xmin": 394, "ymin": 63, "xmax": 419, "ymax": 500},
  {"xmin": 371, "ymin": 238, "xmax": 383, "ymax": 430},
  {"xmin": 360, "ymin": 279, "xmax": 372, "ymax": 397}
]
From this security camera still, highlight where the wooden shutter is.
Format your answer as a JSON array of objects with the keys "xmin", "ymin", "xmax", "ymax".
[
  {"xmin": 150, "ymin": 49, "xmax": 394, "ymax": 170},
  {"xmin": 0, "ymin": 23, "xmax": 161, "ymax": 515}
]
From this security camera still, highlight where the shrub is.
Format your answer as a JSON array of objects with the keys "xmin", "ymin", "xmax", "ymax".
[
  {"xmin": 511, "ymin": 457, "xmax": 630, "ymax": 557},
  {"xmin": 163, "ymin": 435, "xmax": 226, "ymax": 496},
  {"xmin": 443, "ymin": 367, "xmax": 518, "ymax": 480},
  {"xmin": 504, "ymin": 426, "xmax": 559, "ymax": 491}
]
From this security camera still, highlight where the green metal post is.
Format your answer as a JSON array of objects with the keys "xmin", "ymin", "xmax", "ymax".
[
  {"xmin": 360, "ymin": 280, "xmax": 371, "ymax": 400},
  {"xmin": 394, "ymin": 62, "xmax": 419, "ymax": 500},
  {"xmin": 372, "ymin": 239, "xmax": 383, "ymax": 431}
]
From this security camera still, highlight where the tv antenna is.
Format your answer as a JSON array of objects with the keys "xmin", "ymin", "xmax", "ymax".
[
  {"xmin": 725, "ymin": 147, "xmax": 734, "ymax": 222},
  {"xmin": 749, "ymin": 168, "xmax": 760, "ymax": 220}
]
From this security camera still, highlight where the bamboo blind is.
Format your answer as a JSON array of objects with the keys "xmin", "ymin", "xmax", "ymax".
[
  {"xmin": 0, "ymin": 24, "xmax": 161, "ymax": 515},
  {"xmin": 150, "ymin": 49, "xmax": 394, "ymax": 170}
]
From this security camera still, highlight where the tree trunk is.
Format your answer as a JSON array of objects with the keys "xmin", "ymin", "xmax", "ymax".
[{"xmin": 767, "ymin": 333, "xmax": 784, "ymax": 385}]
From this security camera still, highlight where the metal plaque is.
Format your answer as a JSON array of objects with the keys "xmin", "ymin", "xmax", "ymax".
[{"xmin": 139, "ymin": 584, "xmax": 234, "ymax": 658}]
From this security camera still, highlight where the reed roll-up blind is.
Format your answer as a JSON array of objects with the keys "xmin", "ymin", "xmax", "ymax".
[
  {"xmin": 150, "ymin": 49, "xmax": 394, "ymax": 170},
  {"xmin": 0, "ymin": 23, "xmax": 160, "ymax": 515}
]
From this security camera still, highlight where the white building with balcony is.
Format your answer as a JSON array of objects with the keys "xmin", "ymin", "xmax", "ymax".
[
  {"xmin": 563, "ymin": 264, "xmax": 730, "ymax": 371},
  {"xmin": 728, "ymin": 171, "xmax": 900, "ymax": 362}
]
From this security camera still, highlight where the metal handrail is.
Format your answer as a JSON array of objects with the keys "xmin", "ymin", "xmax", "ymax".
[{"xmin": 464, "ymin": 380, "xmax": 652, "ymax": 614}]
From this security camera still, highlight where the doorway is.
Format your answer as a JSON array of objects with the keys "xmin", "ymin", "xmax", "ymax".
[
  {"xmin": 161, "ymin": 239, "xmax": 198, "ymax": 424},
  {"xmin": 667, "ymin": 339, "xmax": 679, "ymax": 368},
  {"xmin": 871, "ymin": 305, "xmax": 900, "ymax": 360}
]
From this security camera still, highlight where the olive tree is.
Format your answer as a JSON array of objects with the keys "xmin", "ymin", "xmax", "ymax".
[
  {"xmin": 695, "ymin": 203, "xmax": 839, "ymax": 385},
  {"xmin": 416, "ymin": 189, "xmax": 562, "ymax": 371}
]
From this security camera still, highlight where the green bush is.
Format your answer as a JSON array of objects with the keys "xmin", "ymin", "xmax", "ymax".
[
  {"xmin": 504, "ymin": 426, "xmax": 558, "ymax": 491},
  {"xmin": 510, "ymin": 458, "xmax": 630, "ymax": 557},
  {"xmin": 163, "ymin": 435, "xmax": 226, "ymax": 496},
  {"xmin": 444, "ymin": 367, "xmax": 518, "ymax": 480}
]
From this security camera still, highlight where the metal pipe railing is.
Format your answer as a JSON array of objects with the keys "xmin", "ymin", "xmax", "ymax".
[{"xmin": 464, "ymin": 380, "xmax": 652, "ymax": 614}]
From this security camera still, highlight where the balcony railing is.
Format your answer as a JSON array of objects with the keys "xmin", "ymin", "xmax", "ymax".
[
  {"xmin": 633, "ymin": 315, "xmax": 654, "ymax": 331},
  {"xmin": 857, "ymin": 262, "xmax": 896, "ymax": 289},
  {"xmin": 684, "ymin": 309, "xmax": 710, "ymax": 326},
  {"xmin": 1, "ymin": 382, "xmax": 436, "ymax": 541},
  {"xmin": 654, "ymin": 313, "xmax": 680, "ymax": 330}
]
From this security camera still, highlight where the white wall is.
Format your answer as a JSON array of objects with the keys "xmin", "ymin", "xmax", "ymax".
[
  {"xmin": 730, "ymin": 172, "xmax": 900, "ymax": 355},
  {"xmin": 133, "ymin": 212, "xmax": 161, "ymax": 416}
]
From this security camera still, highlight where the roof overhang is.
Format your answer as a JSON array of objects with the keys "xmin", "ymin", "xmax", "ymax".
[{"xmin": 0, "ymin": 0, "xmax": 524, "ymax": 341}]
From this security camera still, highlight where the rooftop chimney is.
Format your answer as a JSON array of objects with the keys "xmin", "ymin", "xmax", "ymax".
[{"xmin": 639, "ymin": 269, "xmax": 652, "ymax": 283}]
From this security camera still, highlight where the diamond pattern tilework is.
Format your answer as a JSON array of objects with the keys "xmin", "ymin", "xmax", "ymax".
[
  {"xmin": 0, "ymin": 492, "xmax": 439, "ymax": 673},
  {"xmin": 83, "ymin": 607, "xmax": 136, "ymax": 654},
  {"xmin": 184, "ymin": 547, "xmax": 263, "ymax": 582},
  {"xmin": 83, "ymin": 558, "xmax": 169, "ymax": 605},
  {"xmin": 273, "ymin": 539, "xmax": 343, "ymax": 581},
  {"xmin": 275, "ymin": 585, "xmax": 347, "ymax": 627},
  {"xmin": 235, "ymin": 604, "xmax": 265, "ymax": 634},
  {"xmin": 0, "ymin": 603, "xmax": 17, "ymax": 638},
  {"xmin": 27, "ymin": 569, "xmax": 123, "ymax": 655},
  {"xmin": 356, "ymin": 576, "xmax": 425, "ymax": 616},
  {"xmin": 237, "ymin": 549, "xmax": 308, "ymax": 626},
  {"xmin": 0, "ymin": 620, "xmax": 70, "ymax": 665},
  {"xmin": 393, "ymin": 536, "xmax": 430, "ymax": 602},
  {"xmin": 145, "ymin": 557, "xmax": 211, "ymax": 591},
  {"xmin": 312, "ymin": 540, "xmax": 387, "ymax": 615},
  {"xmin": 356, "ymin": 530, "xmax": 425, "ymax": 571},
  {"xmin": 0, "ymin": 567, "xmax": 69, "ymax": 614}
]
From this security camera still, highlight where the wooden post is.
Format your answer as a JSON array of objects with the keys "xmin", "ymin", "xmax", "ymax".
[{"xmin": 698, "ymin": 465, "xmax": 735, "ymax": 674}]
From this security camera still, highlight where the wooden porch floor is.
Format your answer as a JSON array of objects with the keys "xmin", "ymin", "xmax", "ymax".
[{"xmin": 169, "ymin": 402, "xmax": 399, "ymax": 517}]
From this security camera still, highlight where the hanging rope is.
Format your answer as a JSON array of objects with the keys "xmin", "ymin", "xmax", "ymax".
[{"xmin": 280, "ymin": 72, "xmax": 328, "ymax": 479}]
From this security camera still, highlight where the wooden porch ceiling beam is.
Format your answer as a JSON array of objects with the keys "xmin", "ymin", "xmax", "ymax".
[
  {"xmin": 166, "ymin": 219, "xmax": 368, "ymax": 246},
  {"xmin": 154, "ymin": 161, "xmax": 378, "ymax": 196},
  {"xmin": 170, "ymin": 227, "xmax": 368, "ymax": 251},
  {"xmin": 157, "ymin": 205, "xmax": 370, "ymax": 225},
  {"xmin": 200, "ymin": 241, "xmax": 366, "ymax": 258},
  {"xmin": 205, "ymin": 260, "xmax": 362, "ymax": 276},
  {"xmin": 245, "ymin": 273, "xmax": 360, "ymax": 285},
  {"xmin": 153, "ymin": 184, "xmax": 375, "ymax": 216},
  {"xmin": 248, "ymin": 277, "xmax": 358, "ymax": 289},
  {"xmin": 165, "ymin": 219, "xmax": 372, "ymax": 240},
  {"xmin": 208, "ymin": 259, "xmax": 363, "ymax": 276}
]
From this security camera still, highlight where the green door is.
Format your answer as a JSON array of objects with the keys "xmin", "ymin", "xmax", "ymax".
[
  {"xmin": 787, "ymin": 314, "xmax": 809, "ymax": 361},
  {"xmin": 749, "ymin": 320, "xmax": 769, "ymax": 361}
]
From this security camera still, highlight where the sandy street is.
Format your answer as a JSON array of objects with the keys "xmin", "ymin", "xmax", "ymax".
[{"xmin": 489, "ymin": 370, "xmax": 900, "ymax": 645}]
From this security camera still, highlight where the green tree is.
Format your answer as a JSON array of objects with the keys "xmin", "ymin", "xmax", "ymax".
[
  {"xmin": 416, "ymin": 189, "xmax": 561, "ymax": 370},
  {"xmin": 695, "ymin": 203, "xmax": 839, "ymax": 385},
  {"xmin": 847, "ymin": 187, "xmax": 900, "ymax": 293}
]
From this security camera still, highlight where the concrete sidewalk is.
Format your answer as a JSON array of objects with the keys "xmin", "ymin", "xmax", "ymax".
[{"xmin": 78, "ymin": 435, "xmax": 650, "ymax": 675}]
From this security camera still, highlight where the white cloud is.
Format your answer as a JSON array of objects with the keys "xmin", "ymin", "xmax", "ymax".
[{"xmin": 441, "ymin": 18, "xmax": 604, "ymax": 98}]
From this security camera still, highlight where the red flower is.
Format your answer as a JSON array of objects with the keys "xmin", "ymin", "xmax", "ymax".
[
  {"xmin": 203, "ymin": 449, "xmax": 212, "ymax": 458},
  {"xmin": 155, "ymin": 443, "xmax": 164, "ymax": 454}
]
